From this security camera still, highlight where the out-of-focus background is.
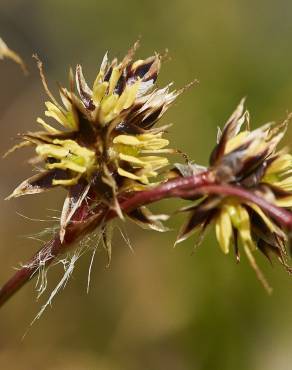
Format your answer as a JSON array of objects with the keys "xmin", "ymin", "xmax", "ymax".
[{"xmin": 1, "ymin": 0, "xmax": 292, "ymax": 369}]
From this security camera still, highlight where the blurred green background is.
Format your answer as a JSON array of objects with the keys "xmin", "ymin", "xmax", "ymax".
[{"xmin": 1, "ymin": 0, "xmax": 292, "ymax": 369}]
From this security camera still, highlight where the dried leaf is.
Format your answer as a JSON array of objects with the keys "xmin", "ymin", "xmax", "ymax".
[{"xmin": 0, "ymin": 37, "xmax": 27, "ymax": 74}]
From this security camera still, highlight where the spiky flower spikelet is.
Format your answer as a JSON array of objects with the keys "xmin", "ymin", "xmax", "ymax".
[
  {"xmin": 7, "ymin": 43, "xmax": 188, "ymax": 242},
  {"xmin": 176, "ymin": 99, "xmax": 292, "ymax": 292}
]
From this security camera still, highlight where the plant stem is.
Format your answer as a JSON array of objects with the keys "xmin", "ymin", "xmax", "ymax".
[{"xmin": 0, "ymin": 171, "xmax": 291, "ymax": 308}]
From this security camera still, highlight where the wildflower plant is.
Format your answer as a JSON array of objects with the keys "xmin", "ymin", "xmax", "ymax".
[{"xmin": 0, "ymin": 42, "xmax": 292, "ymax": 312}]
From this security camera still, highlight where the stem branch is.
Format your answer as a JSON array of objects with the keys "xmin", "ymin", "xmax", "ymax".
[{"xmin": 0, "ymin": 172, "xmax": 291, "ymax": 308}]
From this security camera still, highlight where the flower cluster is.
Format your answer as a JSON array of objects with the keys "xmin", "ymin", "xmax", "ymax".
[
  {"xmin": 8, "ymin": 43, "xmax": 189, "ymax": 240},
  {"xmin": 175, "ymin": 99, "xmax": 292, "ymax": 291}
]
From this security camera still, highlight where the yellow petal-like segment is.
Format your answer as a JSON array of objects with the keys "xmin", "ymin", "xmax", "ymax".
[
  {"xmin": 44, "ymin": 101, "xmax": 77, "ymax": 130},
  {"xmin": 273, "ymin": 177, "xmax": 292, "ymax": 192},
  {"xmin": 113, "ymin": 135, "xmax": 141, "ymax": 146},
  {"xmin": 36, "ymin": 117, "xmax": 61, "ymax": 134},
  {"xmin": 113, "ymin": 131, "xmax": 170, "ymax": 186},
  {"xmin": 115, "ymin": 80, "xmax": 141, "ymax": 112},
  {"xmin": 108, "ymin": 66, "xmax": 122, "ymax": 95},
  {"xmin": 226, "ymin": 203, "xmax": 256, "ymax": 251},
  {"xmin": 265, "ymin": 154, "xmax": 292, "ymax": 176},
  {"xmin": 275, "ymin": 196, "xmax": 292, "ymax": 208},
  {"xmin": 36, "ymin": 139, "xmax": 96, "ymax": 182},
  {"xmin": 215, "ymin": 207, "xmax": 232, "ymax": 254},
  {"xmin": 93, "ymin": 81, "xmax": 108, "ymax": 104},
  {"xmin": 113, "ymin": 133, "xmax": 169, "ymax": 151},
  {"xmin": 119, "ymin": 153, "xmax": 146, "ymax": 166},
  {"xmin": 225, "ymin": 131, "xmax": 249, "ymax": 153},
  {"xmin": 117, "ymin": 168, "xmax": 149, "ymax": 184}
]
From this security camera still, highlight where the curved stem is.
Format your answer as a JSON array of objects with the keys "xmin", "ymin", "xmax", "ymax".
[
  {"xmin": 0, "ymin": 172, "xmax": 291, "ymax": 308},
  {"xmin": 179, "ymin": 184, "xmax": 292, "ymax": 229}
]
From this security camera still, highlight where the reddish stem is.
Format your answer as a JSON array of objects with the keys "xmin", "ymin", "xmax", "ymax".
[
  {"xmin": 0, "ymin": 172, "xmax": 291, "ymax": 308},
  {"xmin": 177, "ymin": 184, "xmax": 292, "ymax": 229}
]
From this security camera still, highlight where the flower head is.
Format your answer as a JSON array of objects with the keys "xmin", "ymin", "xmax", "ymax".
[
  {"xmin": 7, "ymin": 43, "xmax": 190, "ymax": 241},
  {"xmin": 176, "ymin": 99, "xmax": 292, "ymax": 291}
]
